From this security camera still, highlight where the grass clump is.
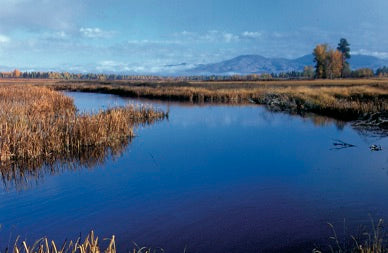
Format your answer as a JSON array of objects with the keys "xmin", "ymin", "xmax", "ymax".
[
  {"xmin": 9, "ymin": 231, "xmax": 165, "ymax": 253},
  {"xmin": 0, "ymin": 85, "xmax": 165, "ymax": 166},
  {"xmin": 10, "ymin": 231, "xmax": 116, "ymax": 253}
]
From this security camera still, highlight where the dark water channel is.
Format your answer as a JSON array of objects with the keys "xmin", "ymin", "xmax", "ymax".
[{"xmin": 0, "ymin": 92, "xmax": 387, "ymax": 252}]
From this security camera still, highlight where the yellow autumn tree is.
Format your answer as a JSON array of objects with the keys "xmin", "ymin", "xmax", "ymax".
[
  {"xmin": 326, "ymin": 50, "xmax": 343, "ymax": 79},
  {"xmin": 313, "ymin": 44, "xmax": 328, "ymax": 78},
  {"xmin": 12, "ymin": 69, "xmax": 21, "ymax": 78}
]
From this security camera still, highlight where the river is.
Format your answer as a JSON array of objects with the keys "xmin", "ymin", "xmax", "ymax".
[{"xmin": 0, "ymin": 91, "xmax": 387, "ymax": 252}]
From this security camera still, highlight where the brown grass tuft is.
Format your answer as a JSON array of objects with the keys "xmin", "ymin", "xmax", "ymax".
[{"xmin": 0, "ymin": 85, "xmax": 165, "ymax": 166}]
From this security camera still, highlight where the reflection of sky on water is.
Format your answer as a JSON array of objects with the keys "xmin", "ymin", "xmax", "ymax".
[{"xmin": 0, "ymin": 92, "xmax": 386, "ymax": 253}]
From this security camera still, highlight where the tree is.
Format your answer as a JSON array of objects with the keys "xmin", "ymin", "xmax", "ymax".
[
  {"xmin": 326, "ymin": 50, "xmax": 343, "ymax": 79},
  {"xmin": 337, "ymin": 38, "xmax": 351, "ymax": 77},
  {"xmin": 376, "ymin": 66, "xmax": 388, "ymax": 77},
  {"xmin": 351, "ymin": 68, "xmax": 374, "ymax": 78},
  {"xmin": 12, "ymin": 69, "xmax": 21, "ymax": 78},
  {"xmin": 313, "ymin": 44, "xmax": 328, "ymax": 78},
  {"xmin": 303, "ymin": 66, "xmax": 314, "ymax": 79}
]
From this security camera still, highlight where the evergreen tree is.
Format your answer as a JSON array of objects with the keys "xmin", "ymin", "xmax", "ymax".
[{"xmin": 337, "ymin": 38, "xmax": 351, "ymax": 77}]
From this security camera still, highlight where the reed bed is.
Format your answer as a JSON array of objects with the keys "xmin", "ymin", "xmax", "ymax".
[
  {"xmin": 0, "ymin": 85, "xmax": 165, "ymax": 166},
  {"xmin": 48, "ymin": 79, "xmax": 388, "ymax": 125}
]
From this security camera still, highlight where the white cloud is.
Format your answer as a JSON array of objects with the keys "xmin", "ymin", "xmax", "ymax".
[
  {"xmin": 177, "ymin": 30, "xmax": 240, "ymax": 43},
  {"xmin": 201, "ymin": 30, "xmax": 239, "ymax": 43},
  {"xmin": 80, "ymin": 27, "xmax": 115, "ymax": 38},
  {"xmin": 55, "ymin": 31, "xmax": 67, "ymax": 38},
  {"xmin": 127, "ymin": 39, "xmax": 181, "ymax": 45},
  {"xmin": 0, "ymin": 35, "xmax": 10, "ymax": 43},
  {"xmin": 95, "ymin": 59, "xmax": 195, "ymax": 74},
  {"xmin": 352, "ymin": 49, "xmax": 388, "ymax": 59},
  {"xmin": 180, "ymin": 31, "xmax": 196, "ymax": 37},
  {"xmin": 223, "ymin": 32, "xmax": 239, "ymax": 43},
  {"xmin": 241, "ymin": 31, "xmax": 262, "ymax": 39}
]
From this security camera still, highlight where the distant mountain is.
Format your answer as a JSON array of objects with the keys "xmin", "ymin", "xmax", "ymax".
[
  {"xmin": 188, "ymin": 54, "xmax": 388, "ymax": 75},
  {"xmin": 190, "ymin": 55, "xmax": 303, "ymax": 75}
]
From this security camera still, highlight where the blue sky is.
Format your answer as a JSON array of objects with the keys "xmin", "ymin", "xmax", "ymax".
[{"xmin": 0, "ymin": 0, "xmax": 387, "ymax": 73}]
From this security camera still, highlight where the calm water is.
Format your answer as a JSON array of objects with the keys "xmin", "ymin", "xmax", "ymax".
[{"xmin": 0, "ymin": 92, "xmax": 387, "ymax": 252}]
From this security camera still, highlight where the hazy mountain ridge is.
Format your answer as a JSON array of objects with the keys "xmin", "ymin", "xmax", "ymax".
[
  {"xmin": 188, "ymin": 54, "xmax": 388, "ymax": 75},
  {"xmin": 2, "ymin": 54, "xmax": 388, "ymax": 76}
]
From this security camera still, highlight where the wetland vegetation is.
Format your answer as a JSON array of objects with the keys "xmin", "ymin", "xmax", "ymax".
[
  {"xmin": 43, "ymin": 79, "xmax": 388, "ymax": 132},
  {"xmin": 0, "ymin": 84, "xmax": 386, "ymax": 253},
  {"xmin": 7, "ymin": 220, "xmax": 388, "ymax": 253},
  {"xmin": 0, "ymin": 85, "xmax": 166, "ymax": 189}
]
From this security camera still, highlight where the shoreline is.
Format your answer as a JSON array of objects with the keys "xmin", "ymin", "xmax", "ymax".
[
  {"xmin": 0, "ymin": 78, "xmax": 387, "ymax": 132},
  {"xmin": 49, "ymin": 79, "xmax": 388, "ymax": 132}
]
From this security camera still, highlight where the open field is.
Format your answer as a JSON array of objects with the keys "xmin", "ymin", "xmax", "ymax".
[
  {"xmin": 0, "ymin": 85, "xmax": 165, "ymax": 169},
  {"xmin": 2, "ymin": 78, "xmax": 383, "ymax": 128}
]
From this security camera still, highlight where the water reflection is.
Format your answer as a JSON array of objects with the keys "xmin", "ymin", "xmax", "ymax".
[
  {"xmin": 0, "ymin": 138, "xmax": 131, "ymax": 191},
  {"xmin": 77, "ymin": 92, "xmax": 384, "ymax": 136},
  {"xmin": 0, "ymin": 90, "xmax": 384, "ymax": 192},
  {"xmin": 0, "ymin": 92, "xmax": 386, "ymax": 253}
]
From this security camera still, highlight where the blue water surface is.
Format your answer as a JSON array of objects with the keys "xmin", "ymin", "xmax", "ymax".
[{"xmin": 0, "ymin": 92, "xmax": 387, "ymax": 253}]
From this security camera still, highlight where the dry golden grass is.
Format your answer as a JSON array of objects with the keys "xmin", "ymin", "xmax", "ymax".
[
  {"xmin": 11, "ymin": 231, "xmax": 116, "ymax": 253},
  {"xmin": 0, "ymin": 85, "xmax": 165, "ymax": 165},
  {"xmin": 9, "ymin": 221, "xmax": 387, "ymax": 253},
  {"xmin": 10, "ymin": 231, "xmax": 165, "ymax": 253},
  {"xmin": 40, "ymin": 79, "xmax": 388, "ymax": 123}
]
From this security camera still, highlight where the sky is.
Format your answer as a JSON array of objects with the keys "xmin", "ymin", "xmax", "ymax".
[{"xmin": 0, "ymin": 0, "xmax": 388, "ymax": 74}]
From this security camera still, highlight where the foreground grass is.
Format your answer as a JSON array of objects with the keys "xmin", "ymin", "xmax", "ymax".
[
  {"xmin": 314, "ymin": 219, "xmax": 388, "ymax": 253},
  {"xmin": 10, "ymin": 231, "xmax": 116, "ymax": 253},
  {"xmin": 0, "ymin": 85, "xmax": 165, "ymax": 167},
  {"xmin": 38, "ymin": 79, "xmax": 388, "ymax": 128},
  {"xmin": 8, "ymin": 219, "xmax": 388, "ymax": 253}
]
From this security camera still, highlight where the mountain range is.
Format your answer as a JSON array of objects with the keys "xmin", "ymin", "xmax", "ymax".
[
  {"xmin": 2, "ymin": 54, "xmax": 388, "ymax": 76},
  {"xmin": 187, "ymin": 54, "xmax": 388, "ymax": 75}
]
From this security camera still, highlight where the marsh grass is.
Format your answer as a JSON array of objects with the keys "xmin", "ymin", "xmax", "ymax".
[
  {"xmin": 8, "ymin": 219, "xmax": 387, "ymax": 253},
  {"xmin": 9, "ymin": 231, "xmax": 167, "ymax": 253},
  {"xmin": 0, "ymin": 85, "xmax": 165, "ymax": 175},
  {"xmin": 46, "ymin": 79, "xmax": 388, "ymax": 124},
  {"xmin": 314, "ymin": 219, "xmax": 388, "ymax": 253},
  {"xmin": 9, "ymin": 231, "xmax": 116, "ymax": 253}
]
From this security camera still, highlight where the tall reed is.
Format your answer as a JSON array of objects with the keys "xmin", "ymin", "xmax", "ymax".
[{"xmin": 0, "ymin": 85, "xmax": 165, "ymax": 167}]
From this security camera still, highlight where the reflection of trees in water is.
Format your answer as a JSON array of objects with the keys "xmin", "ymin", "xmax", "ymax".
[
  {"xmin": 300, "ymin": 112, "xmax": 387, "ymax": 137},
  {"xmin": 302, "ymin": 113, "xmax": 346, "ymax": 130},
  {"xmin": 0, "ymin": 137, "xmax": 131, "ymax": 191},
  {"xmin": 263, "ymin": 107, "xmax": 388, "ymax": 138}
]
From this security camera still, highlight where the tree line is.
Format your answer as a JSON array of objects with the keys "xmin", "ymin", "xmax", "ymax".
[
  {"xmin": 0, "ymin": 68, "xmax": 383, "ymax": 81},
  {"xmin": 1, "ymin": 38, "xmax": 387, "ymax": 81}
]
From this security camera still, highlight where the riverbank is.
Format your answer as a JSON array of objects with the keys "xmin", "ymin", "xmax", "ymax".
[
  {"xmin": 1, "ymin": 78, "xmax": 387, "ymax": 130},
  {"xmin": 37, "ymin": 78, "xmax": 388, "ymax": 130}
]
